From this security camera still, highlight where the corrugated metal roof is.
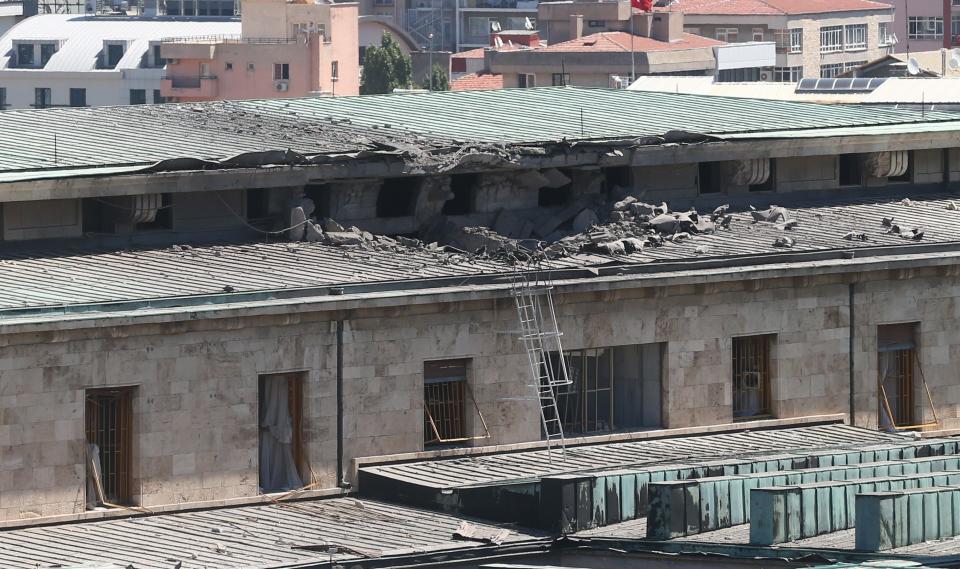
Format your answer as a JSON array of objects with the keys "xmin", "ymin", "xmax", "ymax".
[
  {"xmin": 1, "ymin": 87, "xmax": 958, "ymax": 177},
  {"xmin": 359, "ymin": 424, "xmax": 906, "ymax": 490},
  {"xmin": 0, "ymin": 193, "xmax": 956, "ymax": 314},
  {"xmin": 0, "ymin": 15, "xmax": 240, "ymax": 73},
  {"xmin": 0, "ymin": 497, "xmax": 546, "ymax": 569}
]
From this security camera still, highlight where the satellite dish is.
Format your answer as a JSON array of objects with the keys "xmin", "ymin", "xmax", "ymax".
[
  {"xmin": 907, "ymin": 57, "xmax": 921, "ymax": 76},
  {"xmin": 490, "ymin": 21, "xmax": 501, "ymax": 32},
  {"xmin": 524, "ymin": 17, "xmax": 534, "ymax": 30}
]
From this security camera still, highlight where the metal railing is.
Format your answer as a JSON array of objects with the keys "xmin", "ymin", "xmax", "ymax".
[
  {"xmin": 163, "ymin": 74, "xmax": 217, "ymax": 88},
  {"xmin": 160, "ymin": 34, "xmax": 300, "ymax": 44}
]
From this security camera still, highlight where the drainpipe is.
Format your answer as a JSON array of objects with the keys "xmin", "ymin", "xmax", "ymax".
[
  {"xmin": 944, "ymin": 148, "xmax": 952, "ymax": 190},
  {"xmin": 337, "ymin": 319, "xmax": 350, "ymax": 489},
  {"xmin": 848, "ymin": 282, "xmax": 856, "ymax": 426}
]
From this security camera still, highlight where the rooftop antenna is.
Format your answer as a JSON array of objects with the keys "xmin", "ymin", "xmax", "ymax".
[{"xmin": 907, "ymin": 57, "xmax": 921, "ymax": 76}]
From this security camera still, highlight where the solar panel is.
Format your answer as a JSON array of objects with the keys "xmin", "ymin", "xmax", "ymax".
[{"xmin": 794, "ymin": 76, "xmax": 888, "ymax": 93}]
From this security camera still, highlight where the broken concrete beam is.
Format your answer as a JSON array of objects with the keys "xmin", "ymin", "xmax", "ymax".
[
  {"xmin": 288, "ymin": 206, "xmax": 308, "ymax": 241},
  {"xmin": 613, "ymin": 196, "xmax": 637, "ymax": 211},
  {"xmin": 541, "ymin": 168, "xmax": 571, "ymax": 189},
  {"xmin": 629, "ymin": 201, "xmax": 657, "ymax": 217},
  {"xmin": 516, "ymin": 169, "xmax": 551, "ymax": 190},
  {"xmin": 324, "ymin": 231, "xmax": 364, "ymax": 245},
  {"xmin": 572, "ymin": 209, "xmax": 599, "ymax": 233}
]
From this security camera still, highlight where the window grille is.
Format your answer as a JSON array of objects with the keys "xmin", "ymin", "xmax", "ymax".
[
  {"xmin": 732, "ymin": 335, "xmax": 772, "ymax": 419},
  {"xmin": 86, "ymin": 388, "xmax": 134, "ymax": 506},
  {"xmin": 423, "ymin": 359, "xmax": 489, "ymax": 445},
  {"xmin": 844, "ymin": 24, "xmax": 867, "ymax": 50},
  {"xmin": 820, "ymin": 25, "xmax": 843, "ymax": 53}
]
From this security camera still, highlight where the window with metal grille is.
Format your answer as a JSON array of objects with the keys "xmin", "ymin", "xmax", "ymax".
[
  {"xmin": 878, "ymin": 323, "xmax": 918, "ymax": 430},
  {"xmin": 258, "ymin": 372, "xmax": 306, "ymax": 492},
  {"xmin": 85, "ymin": 387, "xmax": 134, "ymax": 507},
  {"xmin": 732, "ymin": 335, "xmax": 773, "ymax": 419},
  {"xmin": 552, "ymin": 73, "xmax": 570, "ymax": 86},
  {"xmin": 844, "ymin": 24, "xmax": 867, "ymax": 50},
  {"xmin": 819, "ymin": 25, "xmax": 843, "ymax": 53},
  {"xmin": 879, "ymin": 22, "xmax": 893, "ymax": 46},
  {"xmin": 554, "ymin": 344, "xmax": 662, "ymax": 435},
  {"xmin": 424, "ymin": 359, "xmax": 468, "ymax": 445}
]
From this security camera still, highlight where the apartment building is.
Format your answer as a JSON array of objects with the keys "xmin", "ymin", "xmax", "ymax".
[
  {"xmin": 0, "ymin": 0, "xmax": 26, "ymax": 36},
  {"xmin": 678, "ymin": 0, "xmax": 895, "ymax": 80},
  {"xmin": 882, "ymin": 0, "xmax": 954, "ymax": 52},
  {"xmin": 0, "ymin": 88, "xmax": 959, "ymax": 534},
  {"xmin": 160, "ymin": 0, "xmax": 359, "ymax": 101},
  {"xmin": 536, "ymin": 0, "xmax": 894, "ymax": 80},
  {"xmin": 0, "ymin": 15, "xmax": 240, "ymax": 109},
  {"xmin": 451, "ymin": 11, "xmax": 774, "ymax": 89}
]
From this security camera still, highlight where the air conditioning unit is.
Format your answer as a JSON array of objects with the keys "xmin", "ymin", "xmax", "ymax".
[
  {"xmin": 276, "ymin": 81, "xmax": 289, "ymax": 92},
  {"xmin": 760, "ymin": 72, "xmax": 770, "ymax": 80}
]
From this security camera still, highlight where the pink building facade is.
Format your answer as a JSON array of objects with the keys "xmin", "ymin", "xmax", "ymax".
[
  {"xmin": 882, "ymin": 0, "xmax": 956, "ymax": 52},
  {"xmin": 160, "ymin": 0, "xmax": 359, "ymax": 102}
]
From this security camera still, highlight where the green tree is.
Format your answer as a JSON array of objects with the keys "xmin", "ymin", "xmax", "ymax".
[
  {"xmin": 360, "ymin": 32, "xmax": 413, "ymax": 95},
  {"xmin": 421, "ymin": 64, "xmax": 450, "ymax": 92}
]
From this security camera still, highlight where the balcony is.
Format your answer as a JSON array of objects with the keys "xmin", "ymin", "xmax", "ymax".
[
  {"xmin": 160, "ymin": 35, "xmax": 301, "ymax": 59},
  {"xmin": 160, "ymin": 74, "xmax": 218, "ymax": 98}
]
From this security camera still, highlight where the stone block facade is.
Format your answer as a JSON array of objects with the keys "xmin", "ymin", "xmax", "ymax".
[{"xmin": 2, "ymin": 261, "xmax": 960, "ymax": 524}]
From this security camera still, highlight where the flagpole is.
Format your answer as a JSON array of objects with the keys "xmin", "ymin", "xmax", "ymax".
[{"xmin": 630, "ymin": 7, "xmax": 635, "ymax": 83}]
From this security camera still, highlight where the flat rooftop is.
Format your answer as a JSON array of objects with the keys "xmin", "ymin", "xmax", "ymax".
[
  {"xmin": 1, "ymin": 87, "xmax": 958, "ymax": 182},
  {"xmin": 1, "ymin": 192, "xmax": 958, "ymax": 319}
]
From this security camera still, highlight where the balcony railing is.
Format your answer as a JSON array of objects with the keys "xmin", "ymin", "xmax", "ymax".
[
  {"xmin": 163, "ymin": 74, "xmax": 217, "ymax": 88},
  {"xmin": 459, "ymin": 0, "xmax": 537, "ymax": 8},
  {"xmin": 160, "ymin": 34, "xmax": 301, "ymax": 44}
]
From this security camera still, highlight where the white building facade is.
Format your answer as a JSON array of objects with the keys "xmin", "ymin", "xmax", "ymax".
[{"xmin": 0, "ymin": 15, "xmax": 239, "ymax": 109}]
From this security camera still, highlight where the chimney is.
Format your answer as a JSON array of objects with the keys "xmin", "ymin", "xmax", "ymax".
[
  {"xmin": 570, "ymin": 14, "xmax": 584, "ymax": 39},
  {"xmin": 650, "ymin": 10, "xmax": 684, "ymax": 42}
]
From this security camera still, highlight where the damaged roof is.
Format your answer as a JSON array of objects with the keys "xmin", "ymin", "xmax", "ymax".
[
  {"xmin": 0, "ymin": 193, "xmax": 958, "ymax": 317},
  {"xmin": 0, "ymin": 497, "xmax": 547, "ymax": 568},
  {"xmin": 1, "ymin": 87, "xmax": 959, "ymax": 181}
]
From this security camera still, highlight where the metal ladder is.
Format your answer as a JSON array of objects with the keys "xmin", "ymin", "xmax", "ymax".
[{"xmin": 511, "ymin": 268, "xmax": 572, "ymax": 459}]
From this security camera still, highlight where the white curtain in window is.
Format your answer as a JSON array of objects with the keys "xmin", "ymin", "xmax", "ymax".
[
  {"xmin": 878, "ymin": 351, "xmax": 898, "ymax": 432},
  {"xmin": 259, "ymin": 378, "xmax": 303, "ymax": 493}
]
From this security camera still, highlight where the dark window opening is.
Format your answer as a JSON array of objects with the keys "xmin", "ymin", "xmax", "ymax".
[
  {"xmin": 82, "ymin": 197, "xmax": 119, "ymax": 234},
  {"xmin": 33, "ymin": 87, "xmax": 51, "ymax": 109},
  {"xmin": 303, "ymin": 183, "xmax": 332, "ymax": 219},
  {"xmin": 152, "ymin": 44, "xmax": 165, "ymax": 68},
  {"xmin": 554, "ymin": 344, "xmax": 663, "ymax": 435},
  {"xmin": 258, "ymin": 373, "xmax": 306, "ymax": 493},
  {"xmin": 539, "ymin": 170, "xmax": 573, "ymax": 207},
  {"xmin": 839, "ymin": 154, "xmax": 863, "ymax": 186},
  {"xmin": 604, "ymin": 166, "xmax": 632, "ymax": 194},
  {"xmin": 16, "ymin": 43, "xmax": 34, "ymax": 66},
  {"xmin": 442, "ymin": 174, "xmax": 477, "ymax": 215},
  {"xmin": 106, "ymin": 44, "xmax": 125, "ymax": 68},
  {"xmin": 153, "ymin": 90, "xmax": 164, "ymax": 104},
  {"xmin": 135, "ymin": 193, "xmax": 173, "ymax": 231},
  {"xmin": 749, "ymin": 159, "xmax": 776, "ymax": 192},
  {"xmin": 889, "ymin": 151, "xmax": 914, "ymax": 183},
  {"xmin": 69, "ymin": 88, "xmax": 87, "ymax": 107},
  {"xmin": 698, "ymin": 162, "xmax": 722, "ymax": 194},
  {"xmin": 732, "ymin": 334, "xmax": 774, "ymax": 419},
  {"xmin": 424, "ymin": 359, "xmax": 469, "ymax": 446},
  {"xmin": 246, "ymin": 188, "xmax": 272, "ymax": 221},
  {"xmin": 129, "ymin": 89, "xmax": 146, "ymax": 105},
  {"xmin": 85, "ymin": 387, "xmax": 134, "ymax": 508},
  {"xmin": 40, "ymin": 43, "xmax": 56, "ymax": 66},
  {"xmin": 376, "ymin": 178, "xmax": 419, "ymax": 217}
]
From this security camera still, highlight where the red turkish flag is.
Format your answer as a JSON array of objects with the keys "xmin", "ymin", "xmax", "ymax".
[{"xmin": 631, "ymin": 0, "xmax": 653, "ymax": 11}]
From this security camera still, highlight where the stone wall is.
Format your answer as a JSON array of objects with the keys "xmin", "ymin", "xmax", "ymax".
[{"xmin": 2, "ymin": 264, "xmax": 960, "ymax": 524}]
